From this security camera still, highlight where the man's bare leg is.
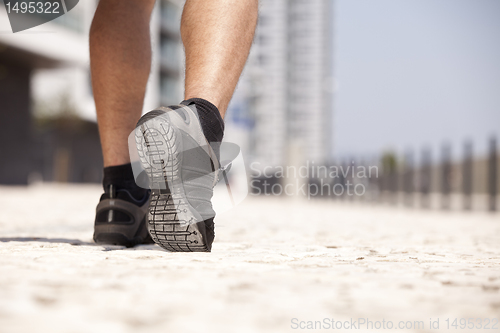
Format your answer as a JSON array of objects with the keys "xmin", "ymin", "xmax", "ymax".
[
  {"xmin": 90, "ymin": 0, "xmax": 156, "ymax": 167},
  {"xmin": 91, "ymin": 0, "xmax": 257, "ymax": 248},
  {"xmin": 182, "ymin": 0, "xmax": 258, "ymax": 118}
]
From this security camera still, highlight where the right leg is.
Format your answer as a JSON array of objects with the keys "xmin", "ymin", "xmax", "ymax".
[
  {"xmin": 135, "ymin": 0, "xmax": 258, "ymax": 252},
  {"xmin": 182, "ymin": 0, "xmax": 258, "ymax": 117}
]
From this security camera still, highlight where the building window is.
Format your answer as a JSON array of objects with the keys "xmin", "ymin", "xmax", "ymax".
[
  {"xmin": 161, "ymin": 37, "xmax": 179, "ymax": 70},
  {"xmin": 161, "ymin": 0, "xmax": 181, "ymax": 32}
]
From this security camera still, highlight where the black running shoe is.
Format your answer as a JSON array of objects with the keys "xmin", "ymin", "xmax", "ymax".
[
  {"xmin": 93, "ymin": 185, "xmax": 153, "ymax": 247},
  {"xmin": 134, "ymin": 105, "xmax": 219, "ymax": 252}
]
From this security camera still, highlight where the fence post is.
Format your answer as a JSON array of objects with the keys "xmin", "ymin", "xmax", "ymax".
[
  {"xmin": 381, "ymin": 153, "xmax": 398, "ymax": 205},
  {"xmin": 489, "ymin": 137, "xmax": 497, "ymax": 212},
  {"xmin": 420, "ymin": 148, "xmax": 431, "ymax": 209},
  {"xmin": 463, "ymin": 140, "xmax": 473, "ymax": 210},
  {"xmin": 404, "ymin": 150, "xmax": 414, "ymax": 207},
  {"xmin": 441, "ymin": 143, "xmax": 452, "ymax": 210}
]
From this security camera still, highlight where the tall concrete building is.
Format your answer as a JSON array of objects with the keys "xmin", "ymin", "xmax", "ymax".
[
  {"xmin": 157, "ymin": 0, "xmax": 185, "ymax": 106},
  {"xmin": 229, "ymin": 0, "xmax": 334, "ymax": 172},
  {"xmin": 288, "ymin": 0, "xmax": 334, "ymax": 165},
  {"xmin": 0, "ymin": 1, "xmax": 97, "ymax": 184}
]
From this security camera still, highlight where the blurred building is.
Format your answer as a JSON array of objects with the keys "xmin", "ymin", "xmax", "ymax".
[
  {"xmin": 0, "ymin": 0, "xmax": 185, "ymax": 185},
  {"xmin": 0, "ymin": 1, "xmax": 97, "ymax": 184},
  {"xmin": 227, "ymin": 0, "xmax": 334, "ymax": 172},
  {"xmin": 1, "ymin": 0, "xmax": 334, "ymax": 184}
]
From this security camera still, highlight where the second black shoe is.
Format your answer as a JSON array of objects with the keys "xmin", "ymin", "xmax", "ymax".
[{"xmin": 93, "ymin": 185, "xmax": 153, "ymax": 247}]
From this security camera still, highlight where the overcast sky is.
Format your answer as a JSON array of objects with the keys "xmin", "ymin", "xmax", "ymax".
[{"xmin": 334, "ymin": 0, "xmax": 500, "ymax": 161}]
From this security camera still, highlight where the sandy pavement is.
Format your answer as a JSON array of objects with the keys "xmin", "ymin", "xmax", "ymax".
[{"xmin": 0, "ymin": 184, "xmax": 499, "ymax": 333}]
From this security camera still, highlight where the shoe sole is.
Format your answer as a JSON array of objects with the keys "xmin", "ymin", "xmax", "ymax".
[
  {"xmin": 135, "ymin": 111, "xmax": 210, "ymax": 252},
  {"xmin": 94, "ymin": 216, "xmax": 153, "ymax": 248}
]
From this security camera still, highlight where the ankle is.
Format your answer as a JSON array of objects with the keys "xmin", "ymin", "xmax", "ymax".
[
  {"xmin": 181, "ymin": 98, "xmax": 225, "ymax": 143},
  {"xmin": 102, "ymin": 163, "xmax": 147, "ymax": 201}
]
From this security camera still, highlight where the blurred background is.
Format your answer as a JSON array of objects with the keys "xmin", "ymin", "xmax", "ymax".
[{"xmin": 0, "ymin": 0, "xmax": 498, "ymax": 211}]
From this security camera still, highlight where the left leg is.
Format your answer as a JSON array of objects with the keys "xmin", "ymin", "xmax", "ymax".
[
  {"xmin": 90, "ymin": 0, "xmax": 156, "ymax": 246},
  {"xmin": 90, "ymin": 0, "xmax": 156, "ymax": 167}
]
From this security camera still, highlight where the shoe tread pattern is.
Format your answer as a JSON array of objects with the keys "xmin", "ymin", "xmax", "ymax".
[{"xmin": 136, "ymin": 113, "xmax": 209, "ymax": 252}]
